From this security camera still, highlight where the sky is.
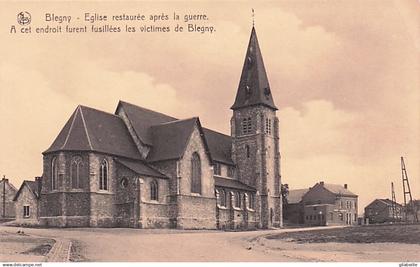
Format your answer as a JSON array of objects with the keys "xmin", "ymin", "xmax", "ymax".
[{"xmin": 0, "ymin": 0, "xmax": 419, "ymax": 212}]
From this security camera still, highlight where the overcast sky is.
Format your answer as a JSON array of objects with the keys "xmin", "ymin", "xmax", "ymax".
[{"xmin": 0, "ymin": 0, "xmax": 418, "ymax": 212}]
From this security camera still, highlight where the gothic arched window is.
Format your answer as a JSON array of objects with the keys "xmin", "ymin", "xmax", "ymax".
[
  {"xmin": 71, "ymin": 156, "xmax": 83, "ymax": 189},
  {"xmin": 191, "ymin": 152, "xmax": 201, "ymax": 194},
  {"xmin": 234, "ymin": 192, "xmax": 241, "ymax": 208},
  {"xmin": 249, "ymin": 193, "xmax": 255, "ymax": 209},
  {"xmin": 99, "ymin": 159, "xmax": 109, "ymax": 191},
  {"xmin": 245, "ymin": 145, "xmax": 250, "ymax": 158},
  {"xmin": 51, "ymin": 157, "xmax": 58, "ymax": 190},
  {"xmin": 150, "ymin": 180, "xmax": 158, "ymax": 201},
  {"xmin": 219, "ymin": 189, "xmax": 226, "ymax": 207}
]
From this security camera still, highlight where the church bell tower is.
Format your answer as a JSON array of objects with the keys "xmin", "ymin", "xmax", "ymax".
[{"xmin": 231, "ymin": 26, "xmax": 282, "ymax": 228}]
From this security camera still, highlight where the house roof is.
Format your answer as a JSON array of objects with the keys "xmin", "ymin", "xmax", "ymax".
[
  {"xmin": 231, "ymin": 27, "xmax": 277, "ymax": 111},
  {"xmin": 368, "ymin": 198, "xmax": 403, "ymax": 207},
  {"xmin": 44, "ymin": 105, "xmax": 142, "ymax": 159},
  {"xmin": 320, "ymin": 183, "xmax": 357, "ymax": 197},
  {"xmin": 114, "ymin": 158, "xmax": 167, "ymax": 179},
  {"xmin": 0, "ymin": 179, "xmax": 17, "ymax": 192},
  {"xmin": 214, "ymin": 176, "xmax": 256, "ymax": 192},
  {"xmin": 13, "ymin": 180, "xmax": 42, "ymax": 201},
  {"xmin": 287, "ymin": 189, "xmax": 309, "ymax": 204}
]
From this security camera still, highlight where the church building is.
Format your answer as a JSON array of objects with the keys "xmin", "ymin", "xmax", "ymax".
[{"xmin": 38, "ymin": 26, "xmax": 283, "ymax": 229}]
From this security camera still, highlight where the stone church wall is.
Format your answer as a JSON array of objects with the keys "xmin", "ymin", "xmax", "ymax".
[{"xmin": 176, "ymin": 125, "xmax": 216, "ymax": 229}]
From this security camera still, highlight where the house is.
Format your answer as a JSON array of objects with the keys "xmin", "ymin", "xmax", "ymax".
[
  {"xmin": 302, "ymin": 181, "xmax": 358, "ymax": 226},
  {"xmin": 36, "ymin": 26, "xmax": 283, "ymax": 229},
  {"xmin": 13, "ymin": 177, "xmax": 42, "ymax": 225},
  {"xmin": 364, "ymin": 198, "xmax": 403, "ymax": 224},
  {"xmin": 284, "ymin": 189, "xmax": 308, "ymax": 225},
  {"xmin": 0, "ymin": 176, "xmax": 17, "ymax": 220}
]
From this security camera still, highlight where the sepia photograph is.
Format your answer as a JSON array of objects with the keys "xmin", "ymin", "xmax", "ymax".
[{"xmin": 0, "ymin": 0, "xmax": 419, "ymax": 265}]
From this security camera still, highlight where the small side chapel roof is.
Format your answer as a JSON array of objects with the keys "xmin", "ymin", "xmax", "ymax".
[
  {"xmin": 214, "ymin": 176, "xmax": 256, "ymax": 192},
  {"xmin": 115, "ymin": 158, "xmax": 168, "ymax": 179}
]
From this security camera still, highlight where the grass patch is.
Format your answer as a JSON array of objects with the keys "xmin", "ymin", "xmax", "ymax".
[
  {"xmin": 266, "ymin": 224, "xmax": 420, "ymax": 244},
  {"xmin": 22, "ymin": 243, "xmax": 53, "ymax": 256}
]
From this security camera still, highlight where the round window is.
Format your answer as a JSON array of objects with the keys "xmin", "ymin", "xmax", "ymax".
[{"xmin": 120, "ymin": 177, "xmax": 128, "ymax": 188}]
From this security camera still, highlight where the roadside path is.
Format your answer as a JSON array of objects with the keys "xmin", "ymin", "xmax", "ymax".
[{"xmin": 45, "ymin": 238, "xmax": 71, "ymax": 262}]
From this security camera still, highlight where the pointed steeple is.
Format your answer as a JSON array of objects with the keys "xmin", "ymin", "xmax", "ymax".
[{"xmin": 231, "ymin": 27, "xmax": 277, "ymax": 110}]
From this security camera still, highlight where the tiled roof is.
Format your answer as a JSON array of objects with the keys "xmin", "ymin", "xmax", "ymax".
[
  {"xmin": 44, "ymin": 106, "xmax": 142, "ymax": 159},
  {"xmin": 147, "ymin": 118, "xmax": 198, "ymax": 162},
  {"xmin": 13, "ymin": 180, "xmax": 42, "ymax": 201},
  {"xmin": 322, "ymin": 183, "xmax": 357, "ymax": 197},
  {"xmin": 378, "ymin": 198, "xmax": 403, "ymax": 207},
  {"xmin": 46, "ymin": 101, "xmax": 235, "ymax": 165},
  {"xmin": 118, "ymin": 101, "xmax": 233, "ymax": 164},
  {"xmin": 0, "ymin": 179, "xmax": 17, "ymax": 192},
  {"xmin": 214, "ymin": 176, "xmax": 256, "ymax": 192},
  {"xmin": 115, "ymin": 158, "xmax": 167, "ymax": 179},
  {"xmin": 202, "ymin": 128, "xmax": 233, "ymax": 165},
  {"xmin": 116, "ymin": 101, "xmax": 176, "ymax": 146},
  {"xmin": 231, "ymin": 27, "xmax": 277, "ymax": 110},
  {"xmin": 287, "ymin": 189, "xmax": 309, "ymax": 204}
]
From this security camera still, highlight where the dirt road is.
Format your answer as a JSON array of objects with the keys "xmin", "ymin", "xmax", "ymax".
[{"xmin": 1, "ymin": 225, "xmax": 419, "ymax": 262}]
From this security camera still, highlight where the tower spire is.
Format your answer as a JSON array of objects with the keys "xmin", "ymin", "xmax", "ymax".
[{"xmin": 231, "ymin": 26, "xmax": 277, "ymax": 110}]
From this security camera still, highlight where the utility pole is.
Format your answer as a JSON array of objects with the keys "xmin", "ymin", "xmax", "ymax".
[
  {"xmin": 401, "ymin": 157, "xmax": 418, "ymax": 222},
  {"xmin": 2, "ymin": 175, "xmax": 5, "ymax": 218},
  {"xmin": 391, "ymin": 182, "xmax": 397, "ymax": 221}
]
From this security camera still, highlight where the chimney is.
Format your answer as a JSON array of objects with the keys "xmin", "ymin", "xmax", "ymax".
[
  {"xmin": 320, "ymin": 181, "xmax": 324, "ymax": 186},
  {"xmin": 344, "ymin": 184, "xmax": 348, "ymax": 189}
]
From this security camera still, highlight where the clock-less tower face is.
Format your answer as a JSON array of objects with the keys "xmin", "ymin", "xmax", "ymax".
[{"xmin": 230, "ymin": 27, "xmax": 282, "ymax": 228}]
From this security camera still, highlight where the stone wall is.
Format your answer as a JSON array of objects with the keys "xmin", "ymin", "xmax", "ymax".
[
  {"xmin": 140, "ymin": 202, "xmax": 170, "ymax": 228},
  {"xmin": 176, "ymin": 195, "xmax": 216, "ymax": 229},
  {"xmin": 88, "ymin": 153, "xmax": 116, "ymax": 227},
  {"xmin": 175, "ymin": 125, "xmax": 216, "ymax": 229}
]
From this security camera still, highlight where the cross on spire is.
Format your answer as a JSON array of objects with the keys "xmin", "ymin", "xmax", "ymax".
[{"xmin": 252, "ymin": 8, "xmax": 255, "ymax": 27}]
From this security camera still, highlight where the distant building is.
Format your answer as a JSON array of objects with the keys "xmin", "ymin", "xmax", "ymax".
[
  {"xmin": 13, "ymin": 177, "xmax": 42, "ymax": 225},
  {"xmin": 0, "ymin": 177, "xmax": 17, "ymax": 219},
  {"xmin": 303, "ymin": 182, "xmax": 358, "ymax": 226},
  {"xmin": 284, "ymin": 189, "xmax": 308, "ymax": 225},
  {"xmin": 285, "ymin": 181, "xmax": 358, "ymax": 226},
  {"xmin": 364, "ymin": 198, "xmax": 403, "ymax": 224}
]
